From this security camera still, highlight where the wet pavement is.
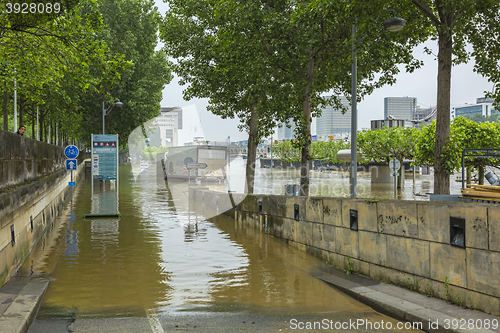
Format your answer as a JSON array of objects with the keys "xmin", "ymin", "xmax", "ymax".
[{"xmin": 18, "ymin": 164, "xmax": 424, "ymax": 332}]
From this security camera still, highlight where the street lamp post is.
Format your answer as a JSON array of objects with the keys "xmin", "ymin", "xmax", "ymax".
[
  {"xmin": 350, "ymin": 11, "xmax": 406, "ymax": 198},
  {"xmin": 103, "ymin": 101, "xmax": 123, "ymax": 135}
]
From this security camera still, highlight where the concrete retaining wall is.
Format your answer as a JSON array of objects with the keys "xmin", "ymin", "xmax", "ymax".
[
  {"xmin": 189, "ymin": 189, "xmax": 500, "ymax": 316},
  {"xmin": 0, "ymin": 130, "xmax": 88, "ymax": 286},
  {"xmin": 0, "ymin": 129, "xmax": 67, "ymax": 193}
]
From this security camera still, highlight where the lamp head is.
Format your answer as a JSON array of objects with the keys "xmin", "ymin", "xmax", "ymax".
[
  {"xmin": 115, "ymin": 101, "xmax": 123, "ymax": 107},
  {"xmin": 381, "ymin": 16, "xmax": 406, "ymax": 32}
]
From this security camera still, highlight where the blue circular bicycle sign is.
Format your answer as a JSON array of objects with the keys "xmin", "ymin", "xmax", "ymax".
[{"xmin": 64, "ymin": 145, "xmax": 79, "ymax": 159}]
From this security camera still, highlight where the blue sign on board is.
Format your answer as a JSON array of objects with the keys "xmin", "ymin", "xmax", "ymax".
[
  {"xmin": 66, "ymin": 159, "xmax": 77, "ymax": 170},
  {"xmin": 68, "ymin": 182, "xmax": 76, "ymax": 187},
  {"xmin": 64, "ymin": 145, "xmax": 79, "ymax": 159}
]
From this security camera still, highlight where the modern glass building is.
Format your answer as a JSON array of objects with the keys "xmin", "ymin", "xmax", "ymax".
[
  {"xmin": 453, "ymin": 97, "xmax": 497, "ymax": 118},
  {"xmin": 316, "ymin": 96, "xmax": 351, "ymax": 140},
  {"xmin": 384, "ymin": 97, "xmax": 417, "ymax": 127}
]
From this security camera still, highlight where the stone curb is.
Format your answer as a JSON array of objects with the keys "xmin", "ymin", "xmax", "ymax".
[
  {"xmin": 0, "ymin": 277, "xmax": 49, "ymax": 333},
  {"xmin": 315, "ymin": 272, "xmax": 497, "ymax": 333}
]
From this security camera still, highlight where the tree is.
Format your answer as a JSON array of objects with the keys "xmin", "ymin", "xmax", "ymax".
[
  {"xmin": 358, "ymin": 126, "xmax": 418, "ymax": 187},
  {"xmin": 160, "ymin": 0, "xmax": 428, "ymax": 196},
  {"xmin": 76, "ymin": 0, "xmax": 172, "ymax": 147},
  {"xmin": 310, "ymin": 140, "xmax": 350, "ymax": 164},
  {"xmin": 271, "ymin": 140, "xmax": 301, "ymax": 163},
  {"xmin": 414, "ymin": 116, "xmax": 500, "ymax": 184},
  {"xmin": 0, "ymin": 0, "xmax": 129, "ymax": 139},
  {"xmin": 409, "ymin": 0, "xmax": 500, "ymax": 194},
  {"xmin": 159, "ymin": 0, "xmax": 296, "ymax": 194}
]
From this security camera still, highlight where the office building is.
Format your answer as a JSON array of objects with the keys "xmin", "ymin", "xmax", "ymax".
[
  {"xmin": 384, "ymin": 97, "xmax": 416, "ymax": 127},
  {"xmin": 371, "ymin": 118, "xmax": 405, "ymax": 130},
  {"xmin": 452, "ymin": 97, "xmax": 497, "ymax": 118},
  {"xmin": 316, "ymin": 96, "xmax": 351, "ymax": 140},
  {"xmin": 149, "ymin": 107, "xmax": 181, "ymax": 147},
  {"xmin": 160, "ymin": 106, "xmax": 183, "ymax": 129},
  {"xmin": 277, "ymin": 119, "xmax": 296, "ymax": 141}
]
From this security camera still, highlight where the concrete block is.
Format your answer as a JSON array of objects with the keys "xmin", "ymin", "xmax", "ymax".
[
  {"xmin": 489, "ymin": 206, "xmax": 500, "ymax": 252},
  {"xmin": 335, "ymin": 227, "xmax": 359, "ymax": 259},
  {"xmin": 358, "ymin": 231, "xmax": 386, "ymax": 266},
  {"xmin": 405, "ymin": 308, "xmax": 454, "ymax": 333},
  {"xmin": 386, "ymin": 236, "xmax": 430, "ymax": 277},
  {"xmin": 306, "ymin": 198, "xmax": 323, "ymax": 223},
  {"xmin": 369, "ymin": 264, "xmax": 414, "ymax": 288},
  {"xmin": 240, "ymin": 194, "xmax": 258, "ymax": 213},
  {"xmin": 377, "ymin": 200, "xmax": 418, "ymax": 237},
  {"xmin": 285, "ymin": 196, "xmax": 306, "ymax": 221},
  {"xmin": 322, "ymin": 198, "xmax": 342, "ymax": 226},
  {"xmin": 467, "ymin": 248, "xmax": 500, "ymax": 298},
  {"xmin": 429, "ymin": 242, "xmax": 466, "ymax": 288},
  {"xmin": 463, "ymin": 204, "xmax": 488, "ymax": 250},
  {"xmin": 326, "ymin": 252, "xmax": 346, "ymax": 270},
  {"xmin": 262, "ymin": 195, "xmax": 287, "ymax": 217},
  {"xmin": 341, "ymin": 199, "xmax": 378, "ymax": 232},
  {"xmin": 267, "ymin": 215, "xmax": 284, "ymax": 239},
  {"xmin": 358, "ymin": 290, "xmax": 424, "ymax": 323},
  {"xmin": 417, "ymin": 202, "xmax": 450, "ymax": 243},
  {"xmin": 217, "ymin": 193, "xmax": 234, "ymax": 215},
  {"xmin": 414, "ymin": 276, "xmax": 444, "ymax": 299},
  {"xmin": 350, "ymin": 257, "xmax": 370, "ymax": 277},
  {"xmin": 418, "ymin": 202, "xmax": 488, "ymax": 249},
  {"xmin": 296, "ymin": 220, "xmax": 313, "ymax": 246},
  {"xmin": 282, "ymin": 218, "xmax": 296, "ymax": 241},
  {"xmin": 312, "ymin": 223, "xmax": 323, "ymax": 249},
  {"xmin": 322, "ymin": 224, "xmax": 335, "ymax": 253},
  {"xmin": 463, "ymin": 289, "xmax": 500, "ymax": 316}
]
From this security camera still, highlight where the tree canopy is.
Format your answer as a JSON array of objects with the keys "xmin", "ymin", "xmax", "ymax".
[
  {"xmin": 1, "ymin": 0, "xmax": 172, "ymax": 149},
  {"xmin": 409, "ymin": 0, "xmax": 500, "ymax": 194}
]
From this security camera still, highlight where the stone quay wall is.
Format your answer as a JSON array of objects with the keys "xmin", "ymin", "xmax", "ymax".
[
  {"xmin": 189, "ymin": 188, "xmax": 500, "ymax": 316},
  {"xmin": 0, "ymin": 130, "xmax": 88, "ymax": 286}
]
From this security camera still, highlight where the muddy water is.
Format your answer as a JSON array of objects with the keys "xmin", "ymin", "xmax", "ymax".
[
  {"xmin": 23, "ymin": 164, "xmax": 420, "ymax": 332},
  {"xmin": 227, "ymin": 157, "xmax": 463, "ymax": 199}
]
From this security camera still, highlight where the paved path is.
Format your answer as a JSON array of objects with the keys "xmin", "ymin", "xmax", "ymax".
[{"xmin": 2, "ymin": 264, "xmax": 499, "ymax": 333}]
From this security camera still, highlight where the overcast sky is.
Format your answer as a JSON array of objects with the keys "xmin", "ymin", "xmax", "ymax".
[{"xmin": 155, "ymin": 1, "xmax": 494, "ymax": 143}]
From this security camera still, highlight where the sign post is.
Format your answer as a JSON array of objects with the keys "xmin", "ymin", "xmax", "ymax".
[
  {"xmin": 389, "ymin": 158, "xmax": 401, "ymax": 199},
  {"xmin": 186, "ymin": 162, "xmax": 207, "ymax": 185},
  {"xmin": 64, "ymin": 145, "xmax": 79, "ymax": 208}
]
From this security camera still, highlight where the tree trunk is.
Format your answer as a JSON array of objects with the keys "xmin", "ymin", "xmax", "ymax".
[
  {"xmin": 398, "ymin": 166, "xmax": 403, "ymax": 188},
  {"xmin": 245, "ymin": 106, "xmax": 258, "ymax": 194},
  {"xmin": 19, "ymin": 100, "xmax": 24, "ymax": 127},
  {"xmin": 31, "ymin": 113, "xmax": 35, "ymax": 138},
  {"xmin": 300, "ymin": 58, "xmax": 315, "ymax": 197},
  {"xmin": 2, "ymin": 91, "xmax": 9, "ymax": 131},
  {"xmin": 466, "ymin": 167, "xmax": 471, "ymax": 184},
  {"xmin": 479, "ymin": 166, "xmax": 484, "ymax": 185},
  {"xmin": 434, "ymin": 31, "xmax": 453, "ymax": 194}
]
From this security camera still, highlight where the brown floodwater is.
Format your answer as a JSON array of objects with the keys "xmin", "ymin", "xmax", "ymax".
[{"xmin": 22, "ymin": 164, "xmax": 421, "ymax": 332}]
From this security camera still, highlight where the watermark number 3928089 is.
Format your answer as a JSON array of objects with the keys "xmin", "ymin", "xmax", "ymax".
[{"xmin": 3, "ymin": 2, "xmax": 61, "ymax": 14}]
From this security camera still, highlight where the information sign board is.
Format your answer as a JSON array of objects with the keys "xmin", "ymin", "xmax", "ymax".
[{"xmin": 91, "ymin": 134, "xmax": 118, "ymax": 180}]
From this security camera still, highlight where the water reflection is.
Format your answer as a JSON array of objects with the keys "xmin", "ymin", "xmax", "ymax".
[
  {"xmin": 26, "ymin": 164, "xmax": 420, "ymax": 332},
  {"xmin": 221, "ymin": 157, "xmax": 463, "ymax": 200}
]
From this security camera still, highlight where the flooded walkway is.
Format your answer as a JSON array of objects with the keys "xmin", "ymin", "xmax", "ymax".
[{"xmin": 26, "ymin": 165, "xmax": 421, "ymax": 332}]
